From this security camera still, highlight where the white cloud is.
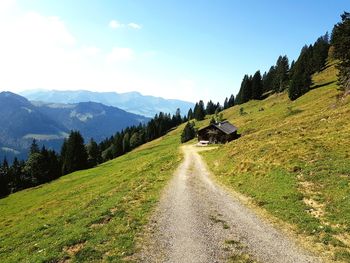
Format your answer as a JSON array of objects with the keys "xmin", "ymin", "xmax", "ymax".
[
  {"xmin": 0, "ymin": 9, "xmax": 199, "ymax": 102},
  {"xmin": 109, "ymin": 20, "xmax": 142, "ymax": 30},
  {"xmin": 81, "ymin": 46, "xmax": 101, "ymax": 56},
  {"xmin": 109, "ymin": 20, "xmax": 124, "ymax": 29},
  {"xmin": 128, "ymin": 22, "xmax": 142, "ymax": 30},
  {"xmin": 106, "ymin": 47, "xmax": 135, "ymax": 62},
  {"xmin": 0, "ymin": 0, "xmax": 16, "ymax": 13}
]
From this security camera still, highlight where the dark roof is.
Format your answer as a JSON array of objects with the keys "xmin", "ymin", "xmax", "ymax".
[
  {"xmin": 198, "ymin": 120, "xmax": 237, "ymax": 135},
  {"xmin": 213, "ymin": 121, "xmax": 237, "ymax": 134}
]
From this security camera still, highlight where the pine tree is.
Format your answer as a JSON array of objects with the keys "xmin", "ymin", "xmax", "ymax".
[
  {"xmin": 223, "ymin": 97, "xmax": 229, "ymax": 109},
  {"xmin": 262, "ymin": 66, "xmax": 276, "ymax": 92},
  {"xmin": 206, "ymin": 100, "xmax": 216, "ymax": 114},
  {"xmin": 0, "ymin": 159, "xmax": 10, "ymax": 198},
  {"xmin": 289, "ymin": 48, "xmax": 312, "ymax": 100},
  {"xmin": 122, "ymin": 132, "xmax": 130, "ymax": 153},
  {"xmin": 174, "ymin": 108, "xmax": 182, "ymax": 126},
  {"xmin": 180, "ymin": 122, "xmax": 196, "ymax": 143},
  {"xmin": 236, "ymin": 75, "xmax": 252, "ymax": 104},
  {"xmin": 23, "ymin": 152, "xmax": 44, "ymax": 185},
  {"xmin": 86, "ymin": 138, "xmax": 101, "ymax": 167},
  {"xmin": 274, "ymin": 55, "xmax": 290, "ymax": 92},
  {"xmin": 30, "ymin": 139, "xmax": 40, "ymax": 154},
  {"xmin": 60, "ymin": 131, "xmax": 88, "ymax": 175},
  {"xmin": 187, "ymin": 108, "xmax": 194, "ymax": 120},
  {"xmin": 194, "ymin": 100, "xmax": 205, "ymax": 120},
  {"xmin": 312, "ymin": 33, "xmax": 330, "ymax": 72},
  {"xmin": 228, "ymin": 94, "xmax": 235, "ymax": 107},
  {"xmin": 331, "ymin": 12, "xmax": 350, "ymax": 93},
  {"xmin": 251, "ymin": 70, "xmax": 263, "ymax": 99}
]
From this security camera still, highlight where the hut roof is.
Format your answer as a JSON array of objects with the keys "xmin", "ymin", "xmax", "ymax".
[
  {"xmin": 213, "ymin": 121, "xmax": 237, "ymax": 134},
  {"xmin": 198, "ymin": 121, "xmax": 237, "ymax": 135}
]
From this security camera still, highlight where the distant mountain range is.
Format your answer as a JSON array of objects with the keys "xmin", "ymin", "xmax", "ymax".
[
  {"xmin": 0, "ymin": 92, "xmax": 149, "ymax": 161},
  {"xmin": 20, "ymin": 89, "xmax": 194, "ymax": 118}
]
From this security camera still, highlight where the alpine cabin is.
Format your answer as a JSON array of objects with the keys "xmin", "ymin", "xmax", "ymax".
[{"xmin": 197, "ymin": 121, "xmax": 239, "ymax": 144}]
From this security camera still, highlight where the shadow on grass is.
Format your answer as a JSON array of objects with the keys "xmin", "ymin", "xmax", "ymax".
[{"xmin": 311, "ymin": 80, "xmax": 336, "ymax": 90}]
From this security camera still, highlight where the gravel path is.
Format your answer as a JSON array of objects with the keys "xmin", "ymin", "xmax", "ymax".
[{"xmin": 136, "ymin": 145, "xmax": 321, "ymax": 263}]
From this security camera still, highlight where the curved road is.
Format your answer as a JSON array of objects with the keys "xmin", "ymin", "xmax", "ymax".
[{"xmin": 137, "ymin": 145, "xmax": 321, "ymax": 263}]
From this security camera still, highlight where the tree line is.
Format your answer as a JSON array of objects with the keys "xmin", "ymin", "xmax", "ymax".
[
  {"xmin": 236, "ymin": 33, "xmax": 330, "ymax": 103},
  {"xmin": 0, "ymin": 109, "xmax": 187, "ymax": 198},
  {"xmin": 331, "ymin": 12, "xmax": 350, "ymax": 94},
  {"xmin": 0, "ymin": 90, "xmax": 238, "ymax": 198},
  {"xmin": 235, "ymin": 12, "xmax": 350, "ymax": 104}
]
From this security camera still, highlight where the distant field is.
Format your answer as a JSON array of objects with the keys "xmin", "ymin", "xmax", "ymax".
[
  {"xmin": 200, "ymin": 62, "xmax": 350, "ymax": 261},
  {"xmin": 0, "ymin": 130, "xmax": 182, "ymax": 262}
]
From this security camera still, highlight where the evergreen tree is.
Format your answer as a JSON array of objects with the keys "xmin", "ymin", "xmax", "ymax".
[
  {"xmin": 331, "ymin": 12, "xmax": 350, "ymax": 93},
  {"xmin": 122, "ymin": 132, "xmax": 130, "ymax": 153},
  {"xmin": 86, "ymin": 138, "xmax": 101, "ymax": 167},
  {"xmin": 61, "ymin": 131, "xmax": 88, "ymax": 175},
  {"xmin": 228, "ymin": 94, "xmax": 235, "ymax": 107},
  {"xmin": 289, "ymin": 47, "xmax": 312, "ymax": 100},
  {"xmin": 187, "ymin": 108, "xmax": 194, "ymax": 120},
  {"xmin": 0, "ymin": 159, "xmax": 10, "ymax": 198},
  {"xmin": 262, "ymin": 66, "xmax": 276, "ymax": 92},
  {"xmin": 274, "ymin": 55, "xmax": 290, "ymax": 92},
  {"xmin": 9, "ymin": 157, "xmax": 21, "ymax": 192},
  {"xmin": 223, "ymin": 97, "xmax": 229, "ymax": 109},
  {"xmin": 129, "ymin": 132, "xmax": 141, "ymax": 149},
  {"xmin": 312, "ymin": 33, "xmax": 330, "ymax": 72},
  {"xmin": 215, "ymin": 102, "xmax": 222, "ymax": 112},
  {"xmin": 251, "ymin": 70, "xmax": 263, "ymax": 99},
  {"xmin": 174, "ymin": 108, "xmax": 182, "ymax": 126},
  {"xmin": 23, "ymin": 152, "xmax": 44, "ymax": 185},
  {"xmin": 206, "ymin": 100, "xmax": 216, "ymax": 114},
  {"xmin": 194, "ymin": 100, "xmax": 205, "ymax": 120},
  {"xmin": 180, "ymin": 122, "xmax": 196, "ymax": 143},
  {"xmin": 30, "ymin": 139, "xmax": 40, "ymax": 154},
  {"xmin": 236, "ymin": 75, "xmax": 252, "ymax": 104}
]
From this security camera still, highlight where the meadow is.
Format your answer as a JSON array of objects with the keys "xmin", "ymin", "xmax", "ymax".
[
  {"xmin": 0, "ymin": 130, "xmax": 182, "ymax": 262},
  {"xmin": 200, "ymin": 62, "xmax": 350, "ymax": 261}
]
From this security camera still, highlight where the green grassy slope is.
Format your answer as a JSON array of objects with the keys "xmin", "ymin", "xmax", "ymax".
[
  {"xmin": 0, "ymin": 61, "xmax": 348, "ymax": 262},
  {"xmin": 0, "ymin": 130, "xmax": 182, "ymax": 262},
  {"xmin": 200, "ymin": 62, "xmax": 350, "ymax": 261}
]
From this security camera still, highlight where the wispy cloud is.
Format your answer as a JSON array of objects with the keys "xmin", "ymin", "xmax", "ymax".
[
  {"xmin": 109, "ymin": 20, "xmax": 142, "ymax": 30},
  {"xmin": 128, "ymin": 22, "xmax": 142, "ymax": 30},
  {"xmin": 109, "ymin": 20, "xmax": 124, "ymax": 29}
]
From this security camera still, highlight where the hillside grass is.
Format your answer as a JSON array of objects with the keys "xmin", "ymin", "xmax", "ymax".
[
  {"xmin": 200, "ymin": 62, "xmax": 350, "ymax": 261},
  {"xmin": 1, "ymin": 61, "xmax": 349, "ymax": 262},
  {"xmin": 0, "ymin": 129, "xmax": 182, "ymax": 262}
]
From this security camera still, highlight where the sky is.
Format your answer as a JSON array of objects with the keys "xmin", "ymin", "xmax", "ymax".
[{"xmin": 0, "ymin": 0, "xmax": 348, "ymax": 103}]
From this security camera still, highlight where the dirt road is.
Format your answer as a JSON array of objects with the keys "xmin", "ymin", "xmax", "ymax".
[{"xmin": 136, "ymin": 145, "xmax": 321, "ymax": 263}]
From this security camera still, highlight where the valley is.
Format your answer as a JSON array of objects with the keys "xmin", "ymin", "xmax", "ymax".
[{"xmin": 0, "ymin": 61, "xmax": 349, "ymax": 262}]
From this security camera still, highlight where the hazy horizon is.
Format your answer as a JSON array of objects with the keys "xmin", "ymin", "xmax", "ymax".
[{"xmin": 0, "ymin": 0, "xmax": 347, "ymax": 102}]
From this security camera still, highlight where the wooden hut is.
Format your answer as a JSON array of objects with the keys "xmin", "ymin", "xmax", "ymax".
[{"xmin": 197, "ymin": 121, "xmax": 239, "ymax": 144}]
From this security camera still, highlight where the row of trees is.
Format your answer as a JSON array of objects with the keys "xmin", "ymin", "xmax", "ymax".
[
  {"xmin": 0, "ymin": 108, "xmax": 191, "ymax": 198},
  {"xmin": 99, "ymin": 110, "xmax": 186, "ymax": 162},
  {"xmin": 1, "ymin": 90, "xmax": 239, "ymax": 198},
  {"xmin": 188, "ymin": 95, "xmax": 235, "ymax": 121},
  {"xmin": 331, "ymin": 12, "xmax": 350, "ymax": 94},
  {"xmin": 235, "ymin": 33, "xmax": 330, "ymax": 103},
  {"xmin": 0, "ymin": 133, "xmax": 100, "ymax": 197}
]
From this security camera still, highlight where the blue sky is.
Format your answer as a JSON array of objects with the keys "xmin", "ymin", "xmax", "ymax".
[{"xmin": 0, "ymin": 0, "xmax": 348, "ymax": 103}]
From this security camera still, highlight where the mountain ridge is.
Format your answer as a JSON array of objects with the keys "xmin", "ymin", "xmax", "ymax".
[
  {"xmin": 0, "ymin": 91, "xmax": 149, "ymax": 161},
  {"xmin": 20, "ymin": 89, "xmax": 194, "ymax": 117}
]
